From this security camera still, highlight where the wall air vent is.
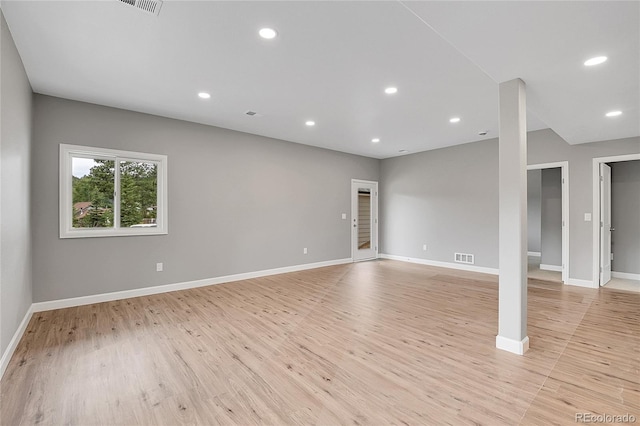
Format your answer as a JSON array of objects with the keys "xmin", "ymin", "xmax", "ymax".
[
  {"xmin": 118, "ymin": 0, "xmax": 163, "ymax": 16},
  {"xmin": 454, "ymin": 253, "xmax": 475, "ymax": 265}
]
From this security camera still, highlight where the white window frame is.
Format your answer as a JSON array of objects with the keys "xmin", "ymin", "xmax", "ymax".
[{"xmin": 60, "ymin": 144, "xmax": 168, "ymax": 238}]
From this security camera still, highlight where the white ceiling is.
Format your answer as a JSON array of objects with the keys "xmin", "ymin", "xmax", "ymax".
[{"xmin": 2, "ymin": 1, "xmax": 638, "ymax": 159}]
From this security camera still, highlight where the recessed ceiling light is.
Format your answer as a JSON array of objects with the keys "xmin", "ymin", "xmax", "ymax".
[
  {"xmin": 605, "ymin": 110, "xmax": 622, "ymax": 117},
  {"xmin": 305, "ymin": 120, "xmax": 316, "ymax": 126},
  {"xmin": 384, "ymin": 87, "xmax": 398, "ymax": 95},
  {"xmin": 398, "ymin": 149, "xmax": 409, "ymax": 154},
  {"xmin": 449, "ymin": 117, "xmax": 461, "ymax": 123},
  {"xmin": 259, "ymin": 28, "xmax": 277, "ymax": 39},
  {"xmin": 198, "ymin": 92, "xmax": 211, "ymax": 99},
  {"xmin": 371, "ymin": 138, "xmax": 380, "ymax": 143},
  {"xmin": 584, "ymin": 56, "xmax": 607, "ymax": 66}
]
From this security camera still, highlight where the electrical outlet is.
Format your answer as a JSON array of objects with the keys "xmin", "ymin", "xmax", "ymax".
[
  {"xmin": 156, "ymin": 262, "xmax": 163, "ymax": 272},
  {"xmin": 422, "ymin": 244, "xmax": 427, "ymax": 251},
  {"xmin": 303, "ymin": 248, "xmax": 308, "ymax": 255}
]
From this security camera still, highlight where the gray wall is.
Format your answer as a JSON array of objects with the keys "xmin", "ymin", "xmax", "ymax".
[
  {"xmin": 527, "ymin": 169, "xmax": 541, "ymax": 253},
  {"xmin": 32, "ymin": 95, "xmax": 379, "ymax": 302},
  {"xmin": 540, "ymin": 168, "xmax": 562, "ymax": 267},
  {"xmin": 379, "ymin": 139, "xmax": 499, "ymax": 268},
  {"xmin": 380, "ymin": 128, "xmax": 640, "ymax": 282},
  {"xmin": 0, "ymin": 11, "xmax": 33, "ymax": 356},
  {"xmin": 611, "ymin": 160, "xmax": 640, "ymax": 274}
]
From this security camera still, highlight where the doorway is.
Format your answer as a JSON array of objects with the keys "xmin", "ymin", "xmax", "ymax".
[
  {"xmin": 592, "ymin": 154, "xmax": 640, "ymax": 288},
  {"xmin": 351, "ymin": 180, "xmax": 378, "ymax": 262},
  {"xmin": 527, "ymin": 162, "xmax": 569, "ymax": 284}
]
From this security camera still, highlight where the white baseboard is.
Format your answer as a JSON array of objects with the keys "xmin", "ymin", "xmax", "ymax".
[
  {"xmin": 527, "ymin": 251, "xmax": 541, "ymax": 257},
  {"xmin": 540, "ymin": 264, "xmax": 562, "ymax": 272},
  {"xmin": 612, "ymin": 271, "xmax": 640, "ymax": 281},
  {"xmin": 1, "ymin": 305, "xmax": 34, "ymax": 380},
  {"xmin": 567, "ymin": 278, "xmax": 597, "ymax": 288},
  {"xmin": 496, "ymin": 335, "xmax": 529, "ymax": 355},
  {"xmin": 379, "ymin": 253, "xmax": 499, "ymax": 276},
  {"xmin": 32, "ymin": 258, "xmax": 352, "ymax": 313}
]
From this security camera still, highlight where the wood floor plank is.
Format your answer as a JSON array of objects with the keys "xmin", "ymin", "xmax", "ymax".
[{"xmin": 1, "ymin": 260, "xmax": 638, "ymax": 425}]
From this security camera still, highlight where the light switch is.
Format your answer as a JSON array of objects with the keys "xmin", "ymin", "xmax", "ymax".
[
  {"xmin": 584, "ymin": 213, "xmax": 592, "ymax": 222},
  {"xmin": 341, "ymin": 213, "xmax": 347, "ymax": 219}
]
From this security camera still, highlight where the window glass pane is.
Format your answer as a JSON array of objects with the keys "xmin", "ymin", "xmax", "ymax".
[
  {"xmin": 120, "ymin": 161, "xmax": 158, "ymax": 228},
  {"xmin": 358, "ymin": 189, "xmax": 371, "ymax": 250},
  {"xmin": 72, "ymin": 157, "xmax": 115, "ymax": 228}
]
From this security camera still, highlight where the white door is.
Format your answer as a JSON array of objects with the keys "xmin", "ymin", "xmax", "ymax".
[
  {"xmin": 600, "ymin": 163, "xmax": 612, "ymax": 286},
  {"xmin": 352, "ymin": 180, "xmax": 378, "ymax": 261}
]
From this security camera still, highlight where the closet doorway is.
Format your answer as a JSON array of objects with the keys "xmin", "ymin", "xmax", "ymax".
[{"xmin": 527, "ymin": 162, "xmax": 569, "ymax": 284}]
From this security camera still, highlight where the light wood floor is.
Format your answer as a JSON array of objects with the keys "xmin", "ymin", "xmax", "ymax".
[
  {"xmin": 605, "ymin": 277, "xmax": 640, "ymax": 293},
  {"xmin": 1, "ymin": 260, "xmax": 638, "ymax": 425},
  {"xmin": 527, "ymin": 255, "xmax": 562, "ymax": 283}
]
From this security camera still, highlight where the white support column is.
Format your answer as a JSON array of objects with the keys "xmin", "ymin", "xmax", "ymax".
[{"xmin": 496, "ymin": 78, "xmax": 529, "ymax": 355}]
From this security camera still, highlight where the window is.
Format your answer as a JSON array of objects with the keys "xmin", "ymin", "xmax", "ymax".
[{"xmin": 60, "ymin": 144, "xmax": 168, "ymax": 238}]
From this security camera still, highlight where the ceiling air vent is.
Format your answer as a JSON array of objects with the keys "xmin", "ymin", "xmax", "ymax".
[{"xmin": 118, "ymin": 0, "xmax": 163, "ymax": 16}]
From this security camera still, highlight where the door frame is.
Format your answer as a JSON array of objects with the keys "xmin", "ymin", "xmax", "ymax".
[
  {"xmin": 592, "ymin": 153, "xmax": 640, "ymax": 286},
  {"xmin": 527, "ymin": 162, "xmax": 569, "ymax": 284},
  {"xmin": 351, "ymin": 179, "xmax": 378, "ymax": 262}
]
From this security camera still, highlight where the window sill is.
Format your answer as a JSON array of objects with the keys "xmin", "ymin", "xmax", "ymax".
[{"xmin": 60, "ymin": 227, "xmax": 168, "ymax": 239}]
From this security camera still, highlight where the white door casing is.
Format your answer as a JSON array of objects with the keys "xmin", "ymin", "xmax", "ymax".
[
  {"xmin": 527, "ymin": 162, "xmax": 569, "ymax": 284},
  {"xmin": 352, "ymin": 180, "xmax": 378, "ymax": 262}
]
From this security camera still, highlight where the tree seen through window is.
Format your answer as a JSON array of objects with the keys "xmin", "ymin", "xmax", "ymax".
[{"xmin": 71, "ymin": 158, "xmax": 157, "ymax": 228}]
